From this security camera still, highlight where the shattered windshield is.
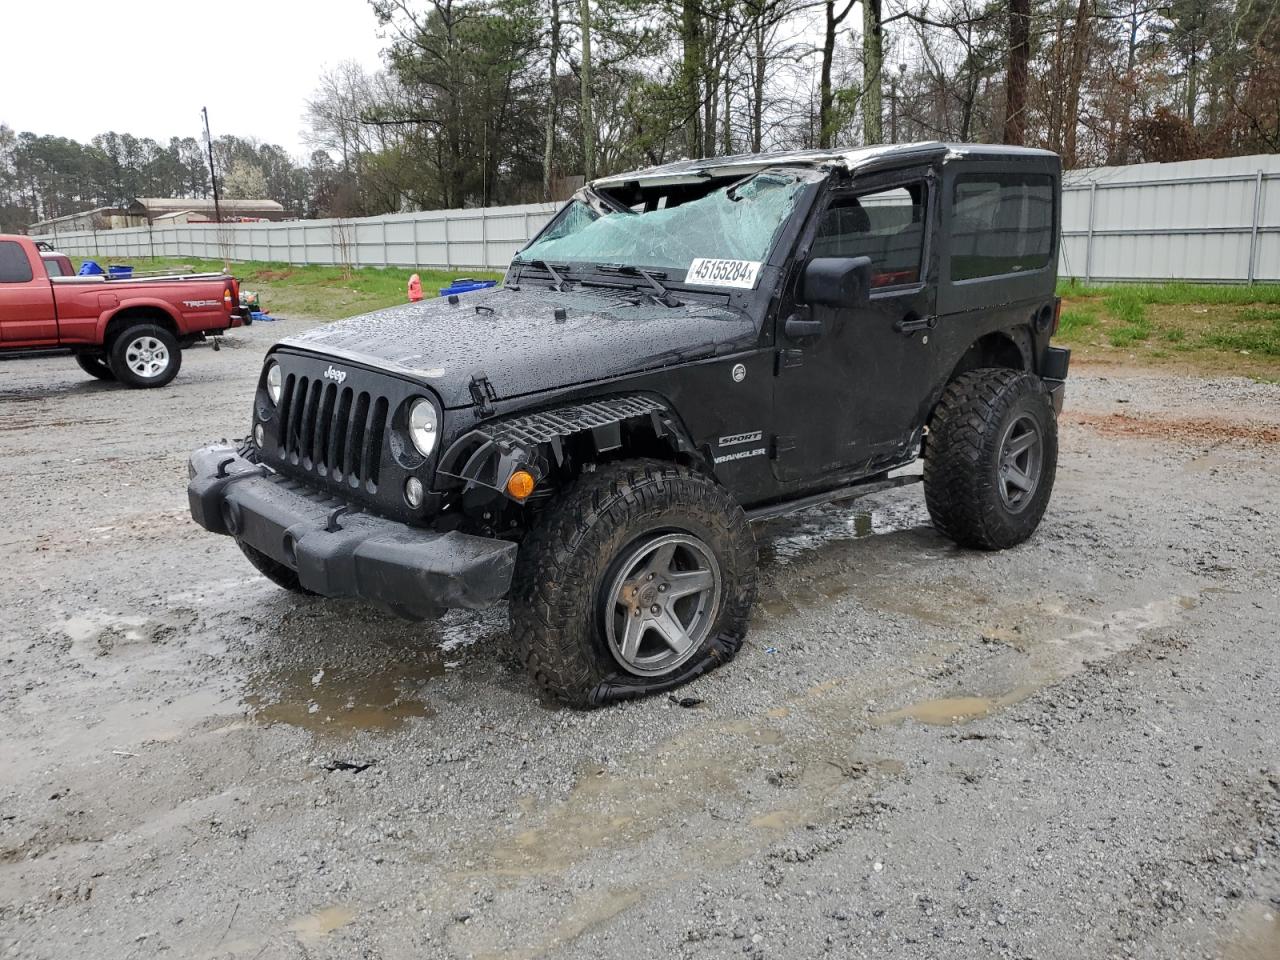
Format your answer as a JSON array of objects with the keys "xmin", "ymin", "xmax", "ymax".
[{"xmin": 517, "ymin": 170, "xmax": 813, "ymax": 276}]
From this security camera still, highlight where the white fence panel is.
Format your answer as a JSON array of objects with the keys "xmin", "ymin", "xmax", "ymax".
[{"xmin": 34, "ymin": 201, "xmax": 560, "ymax": 273}]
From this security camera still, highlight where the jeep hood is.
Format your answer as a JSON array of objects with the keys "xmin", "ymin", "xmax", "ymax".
[{"xmin": 278, "ymin": 284, "xmax": 757, "ymax": 408}]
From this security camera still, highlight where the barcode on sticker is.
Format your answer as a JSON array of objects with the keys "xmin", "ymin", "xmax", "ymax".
[{"xmin": 685, "ymin": 258, "xmax": 763, "ymax": 289}]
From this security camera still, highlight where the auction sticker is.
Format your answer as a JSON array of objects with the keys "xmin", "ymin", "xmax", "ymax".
[{"xmin": 686, "ymin": 258, "xmax": 763, "ymax": 289}]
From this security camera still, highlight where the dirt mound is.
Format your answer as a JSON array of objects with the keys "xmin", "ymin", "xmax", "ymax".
[{"xmin": 1064, "ymin": 410, "xmax": 1280, "ymax": 444}]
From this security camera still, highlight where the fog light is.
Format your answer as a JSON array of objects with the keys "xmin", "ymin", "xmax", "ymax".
[
  {"xmin": 506, "ymin": 469, "xmax": 536, "ymax": 501},
  {"xmin": 404, "ymin": 476, "xmax": 425, "ymax": 507},
  {"xmin": 253, "ymin": 423, "xmax": 265, "ymax": 447}
]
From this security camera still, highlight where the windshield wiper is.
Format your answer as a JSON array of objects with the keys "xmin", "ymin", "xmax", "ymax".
[
  {"xmin": 515, "ymin": 257, "xmax": 571, "ymax": 292},
  {"xmin": 595, "ymin": 263, "xmax": 682, "ymax": 308}
]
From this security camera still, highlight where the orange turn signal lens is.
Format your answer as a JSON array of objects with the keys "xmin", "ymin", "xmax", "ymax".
[{"xmin": 506, "ymin": 470, "xmax": 536, "ymax": 501}]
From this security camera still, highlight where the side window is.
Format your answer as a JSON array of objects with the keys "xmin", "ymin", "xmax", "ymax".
[
  {"xmin": 43, "ymin": 257, "xmax": 66, "ymax": 277},
  {"xmin": 0, "ymin": 241, "xmax": 34, "ymax": 283},
  {"xmin": 950, "ymin": 173, "xmax": 1053, "ymax": 281},
  {"xmin": 812, "ymin": 183, "xmax": 926, "ymax": 289}
]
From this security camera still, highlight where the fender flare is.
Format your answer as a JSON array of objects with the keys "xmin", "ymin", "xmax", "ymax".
[
  {"xmin": 96, "ymin": 297, "xmax": 185, "ymax": 342},
  {"xmin": 437, "ymin": 393, "xmax": 705, "ymax": 497}
]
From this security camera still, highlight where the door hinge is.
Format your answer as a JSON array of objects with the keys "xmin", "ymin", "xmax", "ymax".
[
  {"xmin": 469, "ymin": 372, "xmax": 498, "ymax": 417},
  {"xmin": 773, "ymin": 435, "xmax": 796, "ymax": 459}
]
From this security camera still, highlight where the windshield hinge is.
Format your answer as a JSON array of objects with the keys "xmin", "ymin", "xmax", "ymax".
[{"xmin": 469, "ymin": 372, "xmax": 498, "ymax": 418}]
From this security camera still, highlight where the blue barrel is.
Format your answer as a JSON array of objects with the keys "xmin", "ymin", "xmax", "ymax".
[
  {"xmin": 78, "ymin": 260, "xmax": 104, "ymax": 276},
  {"xmin": 107, "ymin": 265, "xmax": 134, "ymax": 279}
]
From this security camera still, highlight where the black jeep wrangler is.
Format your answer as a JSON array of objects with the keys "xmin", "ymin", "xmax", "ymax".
[{"xmin": 189, "ymin": 141, "xmax": 1070, "ymax": 707}]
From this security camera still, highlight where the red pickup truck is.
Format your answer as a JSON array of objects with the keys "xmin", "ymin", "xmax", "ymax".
[{"xmin": 0, "ymin": 234, "xmax": 243, "ymax": 388}]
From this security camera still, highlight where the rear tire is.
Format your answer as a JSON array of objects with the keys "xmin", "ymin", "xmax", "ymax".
[
  {"xmin": 108, "ymin": 324, "xmax": 182, "ymax": 388},
  {"xmin": 510, "ymin": 460, "xmax": 757, "ymax": 708},
  {"xmin": 75, "ymin": 354, "xmax": 115, "ymax": 381},
  {"xmin": 923, "ymin": 368, "xmax": 1058, "ymax": 550}
]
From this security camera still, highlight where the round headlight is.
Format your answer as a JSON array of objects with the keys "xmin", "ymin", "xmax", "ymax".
[
  {"xmin": 265, "ymin": 362, "xmax": 282, "ymax": 404},
  {"xmin": 408, "ymin": 398, "xmax": 438, "ymax": 456}
]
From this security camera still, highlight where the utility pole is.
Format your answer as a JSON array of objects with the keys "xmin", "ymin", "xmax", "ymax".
[
  {"xmin": 201, "ymin": 106, "xmax": 222, "ymax": 224},
  {"xmin": 202, "ymin": 106, "xmax": 228, "ymax": 272}
]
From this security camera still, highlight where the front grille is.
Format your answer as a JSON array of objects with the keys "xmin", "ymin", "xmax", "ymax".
[{"xmin": 278, "ymin": 373, "xmax": 389, "ymax": 491}]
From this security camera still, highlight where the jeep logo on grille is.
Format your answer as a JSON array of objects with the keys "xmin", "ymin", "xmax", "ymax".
[{"xmin": 323, "ymin": 365, "xmax": 347, "ymax": 384}]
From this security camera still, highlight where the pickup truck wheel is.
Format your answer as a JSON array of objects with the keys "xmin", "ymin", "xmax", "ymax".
[
  {"xmin": 923, "ymin": 368, "xmax": 1058, "ymax": 550},
  {"xmin": 75, "ymin": 354, "xmax": 116, "ymax": 381},
  {"xmin": 108, "ymin": 324, "xmax": 182, "ymax": 388},
  {"xmin": 510, "ymin": 459, "xmax": 757, "ymax": 708}
]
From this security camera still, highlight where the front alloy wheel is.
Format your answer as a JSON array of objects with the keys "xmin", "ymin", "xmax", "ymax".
[
  {"xmin": 510, "ymin": 459, "xmax": 758, "ymax": 707},
  {"xmin": 605, "ymin": 532, "xmax": 722, "ymax": 676}
]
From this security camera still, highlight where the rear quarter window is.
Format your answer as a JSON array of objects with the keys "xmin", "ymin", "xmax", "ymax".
[
  {"xmin": 0, "ymin": 241, "xmax": 34, "ymax": 283},
  {"xmin": 950, "ymin": 173, "xmax": 1054, "ymax": 281}
]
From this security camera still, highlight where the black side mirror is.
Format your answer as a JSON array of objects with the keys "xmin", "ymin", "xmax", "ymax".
[{"xmin": 802, "ymin": 256, "xmax": 872, "ymax": 308}]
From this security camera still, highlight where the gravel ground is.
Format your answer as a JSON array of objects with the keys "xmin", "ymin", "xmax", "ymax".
[{"xmin": 1, "ymin": 320, "xmax": 1277, "ymax": 960}]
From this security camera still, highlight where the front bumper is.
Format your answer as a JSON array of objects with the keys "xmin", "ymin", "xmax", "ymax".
[{"xmin": 187, "ymin": 444, "xmax": 516, "ymax": 619}]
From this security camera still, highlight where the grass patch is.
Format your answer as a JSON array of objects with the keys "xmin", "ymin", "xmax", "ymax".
[
  {"xmin": 1055, "ymin": 280, "xmax": 1280, "ymax": 377},
  {"xmin": 1101, "ymin": 290, "xmax": 1152, "ymax": 346},
  {"xmin": 1057, "ymin": 279, "xmax": 1280, "ymax": 305},
  {"xmin": 72, "ymin": 255, "xmax": 503, "ymax": 321},
  {"xmin": 1057, "ymin": 305, "xmax": 1098, "ymax": 336},
  {"xmin": 1200, "ymin": 308, "xmax": 1280, "ymax": 356}
]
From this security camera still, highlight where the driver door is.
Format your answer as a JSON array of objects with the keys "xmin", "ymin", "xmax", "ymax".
[{"xmin": 771, "ymin": 173, "xmax": 937, "ymax": 483}]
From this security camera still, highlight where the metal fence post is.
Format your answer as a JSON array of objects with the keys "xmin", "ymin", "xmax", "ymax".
[
  {"xmin": 412, "ymin": 216, "xmax": 419, "ymax": 267},
  {"xmin": 382, "ymin": 219, "xmax": 389, "ymax": 268},
  {"xmin": 443, "ymin": 215, "xmax": 452, "ymax": 271},
  {"xmin": 1248, "ymin": 169, "xmax": 1263, "ymax": 285},
  {"xmin": 480, "ymin": 209, "xmax": 488, "ymax": 270},
  {"xmin": 1084, "ymin": 181, "xmax": 1097, "ymax": 284}
]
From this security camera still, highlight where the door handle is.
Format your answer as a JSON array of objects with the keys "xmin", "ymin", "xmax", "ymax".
[{"xmin": 894, "ymin": 314, "xmax": 937, "ymax": 335}]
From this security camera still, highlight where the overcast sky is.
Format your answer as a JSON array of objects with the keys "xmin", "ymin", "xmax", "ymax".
[{"xmin": 1, "ymin": 0, "xmax": 387, "ymax": 158}]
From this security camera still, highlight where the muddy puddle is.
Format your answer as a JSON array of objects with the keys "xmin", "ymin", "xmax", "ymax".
[
  {"xmin": 753, "ymin": 493, "xmax": 935, "ymax": 621},
  {"xmin": 1221, "ymin": 902, "xmax": 1280, "ymax": 960},
  {"xmin": 244, "ymin": 658, "xmax": 443, "ymax": 736},
  {"xmin": 870, "ymin": 594, "xmax": 1196, "ymax": 729}
]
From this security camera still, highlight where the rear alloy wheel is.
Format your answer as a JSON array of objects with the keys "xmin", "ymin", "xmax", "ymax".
[
  {"xmin": 109, "ymin": 324, "xmax": 182, "ymax": 388},
  {"xmin": 923, "ymin": 367, "xmax": 1058, "ymax": 550},
  {"xmin": 75, "ymin": 354, "xmax": 116, "ymax": 381}
]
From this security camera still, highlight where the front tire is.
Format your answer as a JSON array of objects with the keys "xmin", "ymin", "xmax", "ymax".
[
  {"xmin": 75, "ymin": 354, "xmax": 116, "ymax": 381},
  {"xmin": 924, "ymin": 368, "xmax": 1058, "ymax": 550},
  {"xmin": 108, "ymin": 324, "xmax": 182, "ymax": 388},
  {"xmin": 510, "ymin": 460, "xmax": 757, "ymax": 708}
]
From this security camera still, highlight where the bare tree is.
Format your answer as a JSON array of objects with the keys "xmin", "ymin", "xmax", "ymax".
[{"xmin": 1004, "ymin": 0, "xmax": 1031, "ymax": 143}]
